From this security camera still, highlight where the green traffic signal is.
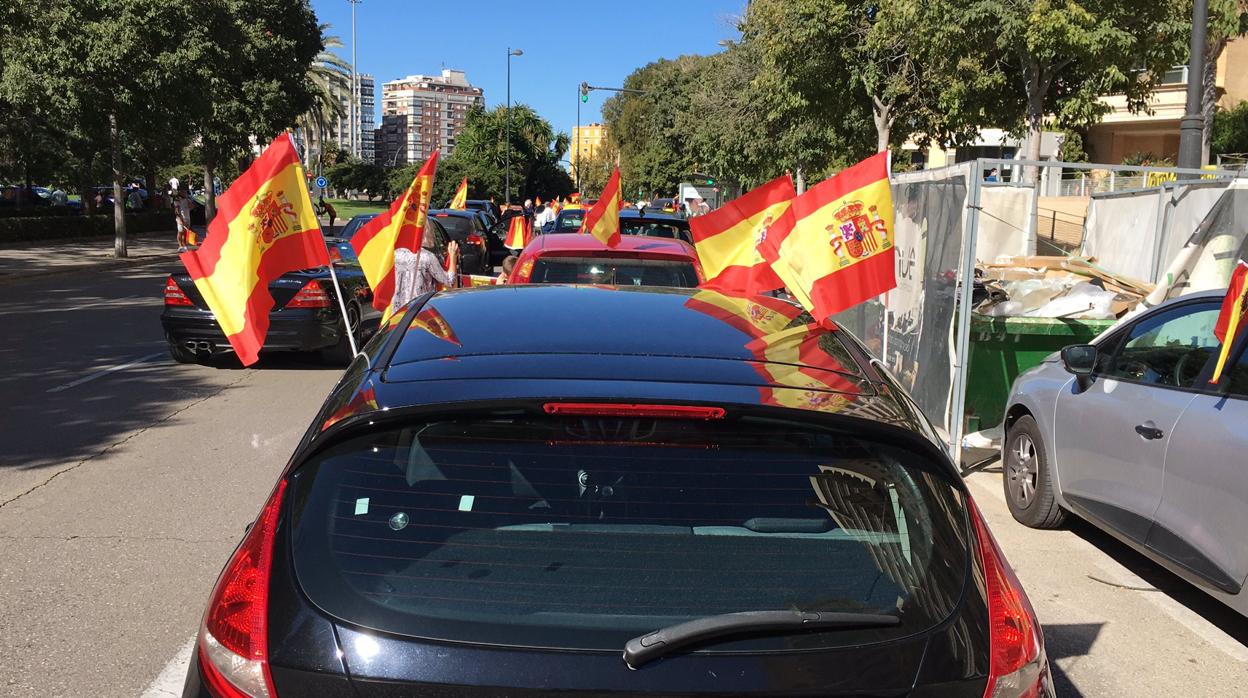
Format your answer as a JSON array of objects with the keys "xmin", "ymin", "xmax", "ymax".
[{"xmin": 581, "ymin": 94, "xmax": 589, "ymax": 103}]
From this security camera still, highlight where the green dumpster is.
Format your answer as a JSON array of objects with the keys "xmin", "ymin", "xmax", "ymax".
[{"xmin": 964, "ymin": 314, "xmax": 1117, "ymax": 433}]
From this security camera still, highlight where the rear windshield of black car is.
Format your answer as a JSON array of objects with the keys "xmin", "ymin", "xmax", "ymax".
[
  {"xmin": 431, "ymin": 214, "xmax": 474, "ymax": 237},
  {"xmin": 530, "ymin": 257, "xmax": 699, "ymax": 287},
  {"xmin": 621, "ymin": 218, "xmax": 691, "ymax": 244},
  {"xmin": 291, "ymin": 413, "xmax": 969, "ymax": 652}
]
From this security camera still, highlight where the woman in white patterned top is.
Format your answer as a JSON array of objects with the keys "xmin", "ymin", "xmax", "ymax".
[{"xmin": 392, "ymin": 226, "xmax": 459, "ymax": 311}]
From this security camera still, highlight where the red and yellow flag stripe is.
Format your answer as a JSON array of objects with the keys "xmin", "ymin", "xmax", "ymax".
[
  {"xmin": 449, "ymin": 177, "xmax": 468, "ymax": 209},
  {"xmin": 580, "ymin": 168, "xmax": 622, "ymax": 247},
  {"xmin": 759, "ymin": 152, "xmax": 895, "ymax": 323},
  {"xmin": 504, "ymin": 214, "xmax": 531, "ymax": 250},
  {"xmin": 351, "ymin": 150, "xmax": 440, "ymax": 312},
  {"xmin": 690, "ymin": 174, "xmax": 793, "ymax": 295},
  {"xmin": 1211, "ymin": 260, "xmax": 1248, "ymax": 383},
  {"xmin": 179, "ymin": 134, "xmax": 329, "ymax": 366}
]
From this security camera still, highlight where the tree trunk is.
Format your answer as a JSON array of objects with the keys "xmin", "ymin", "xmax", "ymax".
[
  {"xmin": 871, "ymin": 97, "xmax": 892, "ymax": 153},
  {"xmin": 203, "ymin": 157, "xmax": 217, "ymax": 223},
  {"xmin": 1202, "ymin": 38, "xmax": 1227, "ymax": 166},
  {"xmin": 109, "ymin": 112, "xmax": 128, "ymax": 258},
  {"xmin": 1024, "ymin": 65, "xmax": 1046, "ymax": 184}
]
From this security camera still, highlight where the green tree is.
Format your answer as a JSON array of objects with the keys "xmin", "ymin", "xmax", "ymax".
[
  {"xmin": 192, "ymin": 0, "xmax": 322, "ymax": 222},
  {"xmin": 1203, "ymin": 1, "xmax": 1248, "ymax": 163},
  {"xmin": 937, "ymin": 0, "xmax": 1189, "ymax": 178},
  {"xmin": 2, "ymin": 1, "xmax": 205, "ymax": 255},
  {"xmin": 1212, "ymin": 100, "xmax": 1248, "ymax": 156},
  {"xmin": 430, "ymin": 104, "xmax": 572, "ymax": 204},
  {"xmin": 297, "ymin": 25, "xmax": 352, "ymax": 174}
]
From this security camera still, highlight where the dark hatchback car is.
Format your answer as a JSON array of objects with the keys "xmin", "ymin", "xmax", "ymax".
[
  {"xmin": 428, "ymin": 209, "xmax": 492, "ymax": 274},
  {"xmin": 183, "ymin": 286, "xmax": 1052, "ymax": 698},
  {"xmin": 544, "ymin": 208, "xmax": 693, "ymax": 245},
  {"xmin": 160, "ymin": 238, "xmax": 381, "ymax": 365}
]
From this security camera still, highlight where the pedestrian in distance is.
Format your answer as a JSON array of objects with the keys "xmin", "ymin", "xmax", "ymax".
[
  {"xmin": 168, "ymin": 175, "xmax": 179, "ymax": 197},
  {"xmin": 497, "ymin": 255, "xmax": 518, "ymax": 285},
  {"xmin": 173, "ymin": 188, "xmax": 194, "ymax": 252},
  {"xmin": 93, "ymin": 189, "xmax": 107, "ymax": 212},
  {"xmin": 50, "ymin": 187, "xmax": 68, "ymax": 206},
  {"xmin": 126, "ymin": 184, "xmax": 144, "ymax": 210},
  {"xmin": 523, "ymin": 198, "xmax": 534, "ymax": 219},
  {"xmin": 391, "ymin": 227, "xmax": 460, "ymax": 310},
  {"xmin": 318, "ymin": 195, "xmax": 337, "ymax": 229},
  {"xmin": 985, "ymin": 167, "xmax": 1000, "ymax": 182}
]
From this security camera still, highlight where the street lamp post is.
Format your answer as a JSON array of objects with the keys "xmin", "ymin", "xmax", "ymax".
[
  {"xmin": 506, "ymin": 48, "xmax": 523, "ymax": 205},
  {"xmin": 1178, "ymin": 0, "xmax": 1210, "ymax": 170},
  {"xmin": 348, "ymin": 0, "xmax": 363, "ymax": 160}
]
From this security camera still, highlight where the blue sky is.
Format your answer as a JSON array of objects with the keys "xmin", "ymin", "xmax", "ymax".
[{"xmin": 308, "ymin": 0, "xmax": 746, "ymax": 139}]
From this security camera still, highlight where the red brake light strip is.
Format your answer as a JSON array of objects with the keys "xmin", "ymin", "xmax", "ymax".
[{"xmin": 543, "ymin": 403, "xmax": 726, "ymax": 420}]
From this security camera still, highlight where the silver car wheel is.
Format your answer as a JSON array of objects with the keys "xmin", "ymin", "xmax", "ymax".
[{"xmin": 1008, "ymin": 434, "xmax": 1037, "ymax": 506}]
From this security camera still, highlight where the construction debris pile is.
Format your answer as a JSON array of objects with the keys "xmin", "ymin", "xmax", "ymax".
[{"xmin": 975, "ymin": 256, "xmax": 1154, "ymax": 320}]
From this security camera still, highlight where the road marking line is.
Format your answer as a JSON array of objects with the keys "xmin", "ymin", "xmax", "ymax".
[
  {"xmin": 140, "ymin": 637, "xmax": 195, "ymax": 697},
  {"xmin": 45, "ymin": 352, "xmax": 165, "ymax": 393}
]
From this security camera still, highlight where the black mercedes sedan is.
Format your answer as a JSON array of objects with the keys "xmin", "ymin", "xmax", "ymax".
[
  {"xmin": 182, "ymin": 286, "xmax": 1053, "ymax": 697},
  {"xmin": 160, "ymin": 238, "xmax": 380, "ymax": 365}
]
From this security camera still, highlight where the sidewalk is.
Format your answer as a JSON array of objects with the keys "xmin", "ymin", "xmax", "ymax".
[{"xmin": 0, "ymin": 231, "xmax": 182, "ymax": 283}]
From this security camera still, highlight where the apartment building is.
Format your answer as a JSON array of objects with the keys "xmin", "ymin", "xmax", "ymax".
[
  {"xmin": 570, "ymin": 123, "xmax": 607, "ymax": 181},
  {"xmin": 380, "ymin": 69, "xmax": 484, "ymax": 166}
]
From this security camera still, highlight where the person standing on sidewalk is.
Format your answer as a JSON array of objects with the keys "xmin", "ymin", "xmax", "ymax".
[{"xmin": 173, "ymin": 188, "xmax": 194, "ymax": 251}]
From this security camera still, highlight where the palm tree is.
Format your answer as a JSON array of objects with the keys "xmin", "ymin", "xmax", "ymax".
[{"xmin": 297, "ymin": 24, "xmax": 352, "ymax": 173}]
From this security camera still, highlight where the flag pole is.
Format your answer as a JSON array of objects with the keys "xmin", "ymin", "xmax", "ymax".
[{"xmin": 325, "ymin": 258, "xmax": 361, "ymax": 358}]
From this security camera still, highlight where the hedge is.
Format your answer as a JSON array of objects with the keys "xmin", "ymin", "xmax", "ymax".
[
  {"xmin": 0, "ymin": 206, "xmax": 78, "ymax": 219},
  {"xmin": 0, "ymin": 211, "xmax": 175, "ymax": 244}
]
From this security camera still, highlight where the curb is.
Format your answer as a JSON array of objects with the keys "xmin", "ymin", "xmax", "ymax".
[{"xmin": 0, "ymin": 252, "xmax": 180, "ymax": 285}]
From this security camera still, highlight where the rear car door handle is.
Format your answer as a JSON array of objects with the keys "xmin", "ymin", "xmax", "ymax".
[{"xmin": 1134, "ymin": 424, "xmax": 1164, "ymax": 440}]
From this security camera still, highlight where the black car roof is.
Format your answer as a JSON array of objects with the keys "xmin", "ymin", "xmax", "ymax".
[
  {"xmin": 620, "ymin": 209, "xmax": 685, "ymax": 223},
  {"xmin": 429, "ymin": 209, "xmax": 477, "ymax": 218},
  {"xmin": 336, "ymin": 286, "xmax": 929, "ymax": 434}
]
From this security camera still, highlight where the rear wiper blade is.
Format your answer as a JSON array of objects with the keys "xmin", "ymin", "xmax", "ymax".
[{"xmin": 623, "ymin": 610, "xmax": 899, "ymax": 669}]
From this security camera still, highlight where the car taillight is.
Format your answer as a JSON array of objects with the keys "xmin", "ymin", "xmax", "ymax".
[
  {"xmin": 286, "ymin": 280, "xmax": 330, "ymax": 308},
  {"xmin": 164, "ymin": 276, "xmax": 193, "ymax": 306},
  {"xmin": 466, "ymin": 233, "xmax": 485, "ymax": 247},
  {"xmin": 197, "ymin": 479, "xmax": 286, "ymax": 698},
  {"xmin": 543, "ymin": 402, "xmax": 726, "ymax": 420},
  {"xmin": 969, "ymin": 497, "xmax": 1051, "ymax": 698}
]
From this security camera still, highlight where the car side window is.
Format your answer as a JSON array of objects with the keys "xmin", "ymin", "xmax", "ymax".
[{"xmin": 1103, "ymin": 303, "xmax": 1222, "ymax": 389}]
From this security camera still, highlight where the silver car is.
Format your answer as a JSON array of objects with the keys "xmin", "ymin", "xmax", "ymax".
[{"xmin": 1002, "ymin": 290, "xmax": 1248, "ymax": 615}]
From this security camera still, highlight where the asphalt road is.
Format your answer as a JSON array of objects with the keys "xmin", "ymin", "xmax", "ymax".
[{"xmin": 0, "ymin": 264, "xmax": 1246, "ymax": 696}]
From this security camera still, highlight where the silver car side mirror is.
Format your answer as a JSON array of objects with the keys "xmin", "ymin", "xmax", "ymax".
[{"xmin": 1061, "ymin": 344, "xmax": 1097, "ymax": 376}]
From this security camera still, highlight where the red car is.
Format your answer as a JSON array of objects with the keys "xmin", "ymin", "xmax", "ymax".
[{"xmin": 510, "ymin": 233, "xmax": 704, "ymax": 287}]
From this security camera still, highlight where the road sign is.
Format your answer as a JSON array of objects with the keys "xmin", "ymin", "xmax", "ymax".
[{"xmin": 315, "ymin": 176, "xmax": 327, "ymax": 189}]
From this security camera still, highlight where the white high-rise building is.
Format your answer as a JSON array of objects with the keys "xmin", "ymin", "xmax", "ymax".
[{"xmin": 380, "ymin": 69, "xmax": 484, "ymax": 167}]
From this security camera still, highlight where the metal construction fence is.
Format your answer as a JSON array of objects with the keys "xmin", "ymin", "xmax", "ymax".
[{"xmin": 837, "ymin": 158, "xmax": 1243, "ymax": 463}]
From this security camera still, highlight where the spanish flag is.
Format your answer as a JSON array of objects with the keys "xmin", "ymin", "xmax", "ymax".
[
  {"xmin": 179, "ymin": 134, "xmax": 329, "ymax": 366},
  {"xmin": 449, "ymin": 177, "xmax": 468, "ymax": 209},
  {"xmin": 352, "ymin": 150, "xmax": 439, "ymax": 312},
  {"xmin": 504, "ymin": 214, "xmax": 531, "ymax": 250},
  {"xmin": 581, "ymin": 168, "xmax": 622, "ymax": 246},
  {"xmin": 759, "ymin": 152, "xmax": 895, "ymax": 323},
  {"xmin": 689, "ymin": 174, "xmax": 793, "ymax": 295},
  {"xmin": 1210, "ymin": 260, "xmax": 1248, "ymax": 384}
]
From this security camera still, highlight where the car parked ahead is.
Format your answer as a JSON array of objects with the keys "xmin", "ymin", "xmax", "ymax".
[
  {"xmin": 509, "ymin": 232, "xmax": 703, "ymax": 287},
  {"xmin": 428, "ymin": 209, "xmax": 491, "ymax": 274},
  {"xmin": 182, "ymin": 285, "xmax": 1053, "ymax": 698},
  {"xmin": 1003, "ymin": 290, "xmax": 1248, "ymax": 616}
]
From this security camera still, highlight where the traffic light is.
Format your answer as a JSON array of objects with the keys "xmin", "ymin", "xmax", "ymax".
[{"xmin": 580, "ymin": 82, "xmax": 590, "ymax": 103}]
